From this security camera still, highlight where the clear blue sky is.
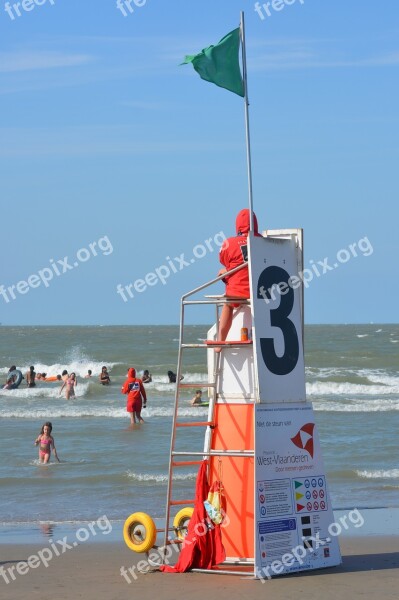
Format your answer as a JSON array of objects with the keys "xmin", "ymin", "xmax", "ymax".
[{"xmin": 1, "ymin": 0, "xmax": 398, "ymax": 325}]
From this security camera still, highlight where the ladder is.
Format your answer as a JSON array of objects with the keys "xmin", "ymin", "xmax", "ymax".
[{"xmin": 162, "ymin": 263, "xmax": 254, "ymax": 554}]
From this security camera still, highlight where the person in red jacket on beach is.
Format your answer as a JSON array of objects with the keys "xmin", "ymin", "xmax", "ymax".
[
  {"xmin": 121, "ymin": 368, "xmax": 147, "ymax": 425},
  {"xmin": 215, "ymin": 208, "xmax": 260, "ymax": 351}
]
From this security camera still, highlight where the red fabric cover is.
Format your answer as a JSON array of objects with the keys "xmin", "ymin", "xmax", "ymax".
[
  {"xmin": 121, "ymin": 368, "xmax": 146, "ymax": 413},
  {"xmin": 219, "ymin": 209, "xmax": 260, "ymax": 298},
  {"xmin": 160, "ymin": 461, "xmax": 225, "ymax": 573}
]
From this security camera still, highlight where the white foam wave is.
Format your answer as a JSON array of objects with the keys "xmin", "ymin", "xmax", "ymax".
[
  {"xmin": 367, "ymin": 374, "xmax": 399, "ymax": 387},
  {"xmin": 356, "ymin": 334, "xmax": 368, "ymax": 338},
  {"xmin": 0, "ymin": 404, "xmax": 208, "ymax": 419},
  {"xmin": 0, "ymin": 361, "xmax": 120, "ymax": 378},
  {"xmin": 356, "ymin": 469, "xmax": 399, "ymax": 480},
  {"xmin": 0, "ymin": 382, "xmax": 89, "ymax": 399},
  {"xmin": 313, "ymin": 398, "xmax": 399, "ymax": 412},
  {"xmin": 305, "ymin": 367, "xmax": 370, "ymax": 380},
  {"xmin": 29, "ymin": 459, "xmax": 60, "ymax": 467},
  {"xmin": 307, "ymin": 381, "xmax": 399, "ymax": 396},
  {"xmin": 126, "ymin": 471, "xmax": 196, "ymax": 483}
]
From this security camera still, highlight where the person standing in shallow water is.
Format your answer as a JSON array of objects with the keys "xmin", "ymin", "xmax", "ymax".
[
  {"xmin": 167, "ymin": 370, "xmax": 184, "ymax": 383},
  {"xmin": 100, "ymin": 366, "xmax": 111, "ymax": 385},
  {"xmin": 26, "ymin": 366, "xmax": 36, "ymax": 388},
  {"xmin": 59, "ymin": 373, "xmax": 77, "ymax": 399},
  {"xmin": 142, "ymin": 370, "xmax": 152, "ymax": 383},
  {"xmin": 121, "ymin": 368, "xmax": 147, "ymax": 425},
  {"xmin": 34, "ymin": 422, "xmax": 59, "ymax": 464}
]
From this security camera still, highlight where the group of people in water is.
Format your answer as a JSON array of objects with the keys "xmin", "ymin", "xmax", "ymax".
[
  {"xmin": 29, "ymin": 208, "xmax": 253, "ymax": 462},
  {"xmin": 2, "ymin": 365, "xmax": 112, "ymax": 398}
]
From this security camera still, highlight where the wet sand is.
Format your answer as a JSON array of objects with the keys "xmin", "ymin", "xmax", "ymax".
[{"xmin": 1, "ymin": 536, "xmax": 398, "ymax": 600}]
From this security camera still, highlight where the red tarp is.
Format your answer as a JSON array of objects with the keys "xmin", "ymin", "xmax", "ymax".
[{"xmin": 160, "ymin": 461, "xmax": 225, "ymax": 572}]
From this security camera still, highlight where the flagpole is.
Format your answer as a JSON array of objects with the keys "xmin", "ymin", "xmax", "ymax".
[{"xmin": 240, "ymin": 11, "xmax": 255, "ymax": 233}]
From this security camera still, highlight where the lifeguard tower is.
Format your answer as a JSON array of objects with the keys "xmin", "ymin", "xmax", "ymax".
[{"xmin": 123, "ymin": 227, "xmax": 342, "ymax": 578}]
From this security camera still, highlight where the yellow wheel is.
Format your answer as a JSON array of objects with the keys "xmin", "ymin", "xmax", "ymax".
[
  {"xmin": 123, "ymin": 512, "xmax": 157, "ymax": 553},
  {"xmin": 173, "ymin": 507, "xmax": 194, "ymax": 539}
]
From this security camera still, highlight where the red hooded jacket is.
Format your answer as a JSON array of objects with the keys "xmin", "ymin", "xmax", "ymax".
[
  {"xmin": 219, "ymin": 209, "xmax": 260, "ymax": 298},
  {"xmin": 121, "ymin": 368, "xmax": 146, "ymax": 412}
]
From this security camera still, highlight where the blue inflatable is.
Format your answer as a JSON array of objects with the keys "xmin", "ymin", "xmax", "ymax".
[{"xmin": 6, "ymin": 369, "xmax": 23, "ymax": 389}]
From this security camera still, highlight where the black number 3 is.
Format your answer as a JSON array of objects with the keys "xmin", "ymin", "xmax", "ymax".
[{"xmin": 257, "ymin": 266, "xmax": 299, "ymax": 375}]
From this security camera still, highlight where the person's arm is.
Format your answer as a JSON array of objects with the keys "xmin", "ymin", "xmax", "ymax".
[
  {"xmin": 51, "ymin": 438, "xmax": 60, "ymax": 462},
  {"xmin": 34, "ymin": 435, "xmax": 41, "ymax": 445},
  {"xmin": 59, "ymin": 382, "xmax": 66, "ymax": 395},
  {"xmin": 140, "ymin": 381, "xmax": 147, "ymax": 407}
]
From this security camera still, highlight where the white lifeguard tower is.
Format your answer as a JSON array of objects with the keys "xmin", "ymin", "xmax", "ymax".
[{"xmin": 123, "ymin": 227, "xmax": 341, "ymax": 578}]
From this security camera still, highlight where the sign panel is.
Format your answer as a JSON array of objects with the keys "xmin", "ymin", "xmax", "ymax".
[
  {"xmin": 248, "ymin": 234, "xmax": 306, "ymax": 403},
  {"xmin": 254, "ymin": 404, "xmax": 341, "ymax": 577}
]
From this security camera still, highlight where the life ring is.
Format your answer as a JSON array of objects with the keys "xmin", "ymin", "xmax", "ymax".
[
  {"xmin": 6, "ymin": 369, "xmax": 23, "ymax": 389},
  {"xmin": 173, "ymin": 507, "xmax": 194, "ymax": 539},
  {"xmin": 123, "ymin": 512, "xmax": 157, "ymax": 553}
]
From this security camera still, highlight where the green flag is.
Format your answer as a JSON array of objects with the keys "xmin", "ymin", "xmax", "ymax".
[{"xmin": 182, "ymin": 27, "xmax": 244, "ymax": 97}]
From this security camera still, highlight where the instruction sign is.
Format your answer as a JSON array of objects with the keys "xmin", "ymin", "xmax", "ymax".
[{"xmin": 254, "ymin": 404, "xmax": 341, "ymax": 577}]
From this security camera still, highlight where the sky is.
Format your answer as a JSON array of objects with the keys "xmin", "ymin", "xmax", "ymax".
[{"xmin": 0, "ymin": 0, "xmax": 398, "ymax": 325}]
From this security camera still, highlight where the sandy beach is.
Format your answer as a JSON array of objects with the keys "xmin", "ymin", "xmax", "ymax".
[{"xmin": 1, "ymin": 536, "xmax": 398, "ymax": 600}]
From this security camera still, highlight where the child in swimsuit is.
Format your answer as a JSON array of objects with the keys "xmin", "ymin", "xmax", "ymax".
[
  {"xmin": 34, "ymin": 422, "xmax": 59, "ymax": 464},
  {"xmin": 59, "ymin": 372, "xmax": 77, "ymax": 399}
]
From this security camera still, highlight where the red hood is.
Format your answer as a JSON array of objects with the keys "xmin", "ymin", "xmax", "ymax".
[
  {"xmin": 235, "ymin": 209, "xmax": 258, "ymax": 235},
  {"xmin": 127, "ymin": 368, "xmax": 136, "ymax": 379}
]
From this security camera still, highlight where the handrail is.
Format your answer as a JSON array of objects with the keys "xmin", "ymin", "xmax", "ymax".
[{"xmin": 181, "ymin": 262, "xmax": 247, "ymax": 302}]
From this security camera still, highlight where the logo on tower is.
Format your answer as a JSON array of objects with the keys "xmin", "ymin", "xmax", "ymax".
[{"xmin": 290, "ymin": 423, "xmax": 315, "ymax": 458}]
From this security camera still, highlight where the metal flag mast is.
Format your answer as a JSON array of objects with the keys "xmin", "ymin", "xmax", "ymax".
[{"xmin": 240, "ymin": 11, "xmax": 255, "ymax": 234}]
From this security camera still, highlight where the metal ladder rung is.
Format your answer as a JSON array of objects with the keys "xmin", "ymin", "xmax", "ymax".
[
  {"xmin": 181, "ymin": 341, "xmax": 252, "ymax": 348},
  {"xmin": 172, "ymin": 460, "xmax": 204, "ymax": 467},
  {"xmin": 178, "ymin": 382, "xmax": 215, "ymax": 388},
  {"xmin": 172, "ymin": 450, "xmax": 254, "ymax": 458},
  {"xmin": 183, "ymin": 298, "xmax": 250, "ymax": 306},
  {"xmin": 181, "ymin": 343, "xmax": 209, "ymax": 348},
  {"xmin": 176, "ymin": 421, "xmax": 214, "ymax": 428},
  {"xmin": 206, "ymin": 340, "xmax": 253, "ymax": 346}
]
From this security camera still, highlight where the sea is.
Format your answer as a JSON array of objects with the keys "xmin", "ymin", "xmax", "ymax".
[{"xmin": 1, "ymin": 324, "xmax": 398, "ymax": 541}]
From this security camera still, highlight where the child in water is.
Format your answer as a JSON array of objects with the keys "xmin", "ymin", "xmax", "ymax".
[
  {"xmin": 191, "ymin": 390, "xmax": 203, "ymax": 405},
  {"xmin": 34, "ymin": 422, "xmax": 59, "ymax": 464},
  {"xmin": 59, "ymin": 372, "xmax": 77, "ymax": 399}
]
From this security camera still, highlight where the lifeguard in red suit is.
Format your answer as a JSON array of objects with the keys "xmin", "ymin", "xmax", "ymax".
[
  {"xmin": 121, "ymin": 368, "xmax": 147, "ymax": 424},
  {"xmin": 216, "ymin": 208, "xmax": 260, "ymax": 351}
]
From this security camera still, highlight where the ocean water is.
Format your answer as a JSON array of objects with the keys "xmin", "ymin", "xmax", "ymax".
[{"xmin": 0, "ymin": 325, "xmax": 398, "ymax": 534}]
